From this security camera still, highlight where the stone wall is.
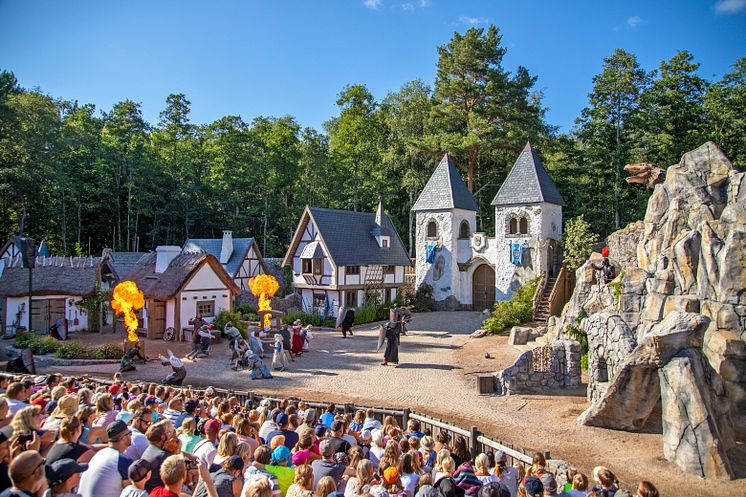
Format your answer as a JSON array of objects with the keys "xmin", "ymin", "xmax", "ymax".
[
  {"xmin": 582, "ymin": 312, "xmax": 638, "ymax": 403},
  {"xmin": 495, "ymin": 339, "xmax": 581, "ymax": 395}
]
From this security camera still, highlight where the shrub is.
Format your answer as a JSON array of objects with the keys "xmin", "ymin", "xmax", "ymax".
[
  {"xmin": 282, "ymin": 311, "xmax": 335, "ymax": 328},
  {"xmin": 212, "ymin": 310, "xmax": 248, "ymax": 338},
  {"xmin": 14, "ymin": 332, "xmax": 61, "ymax": 354},
  {"xmin": 410, "ymin": 284, "xmax": 435, "ymax": 312},
  {"xmin": 235, "ymin": 303, "xmax": 258, "ymax": 317},
  {"xmin": 55, "ymin": 341, "xmax": 123, "ymax": 360},
  {"xmin": 354, "ymin": 305, "xmax": 378, "ymax": 325},
  {"xmin": 562, "ymin": 216, "xmax": 600, "ymax": 272},
  {"xmin": 481, "ymin": 277, "xmax": 539, "ymax": 334}
]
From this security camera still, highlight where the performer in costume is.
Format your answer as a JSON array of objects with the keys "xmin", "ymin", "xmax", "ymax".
[
  {"xmin": 341, "ymin": 308, "xmax": 355, "ymax": 338},
  {"xmin": 159, "ymin": 350, "xmax": 186, "ymax": 385},
  {"xmin": 291, "ymin": 319, "xmax": 304, "ymax": 356},
  {"xmin": 381, "ymin": 321, "xmax": 400, "ymax": 366},
  {"xmin": 272, "ymin": 334, "xmax": 289, "ymax": 371}
]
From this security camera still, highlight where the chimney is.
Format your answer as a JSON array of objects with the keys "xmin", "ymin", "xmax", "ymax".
[
  {"xmin": 220, "ymin": 230, "xmax": 233, "ymax": 264},
  {"xmin": 155, "ymin": 246, "xmax": 181, "ymax": 273}
]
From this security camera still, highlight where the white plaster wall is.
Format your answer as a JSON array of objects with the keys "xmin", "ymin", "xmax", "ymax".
[
  {"xmin": 291, "ymin": 225, "xmax": 335, "ymax": 288},
  {"xmin": 180, "ymin": 264, "xmax": 231, "ymax": 326},
  {"xmin": 5, "ymin": 295, "xmax": 89, "ymax": 332},
  {"xmin": 166, "ymin": 299, "xmax": 175, "ymax": 329},
  {"xmin": 183, "ymin": 264, "xmax": 226, "ymax": 292},
  {"xmin": 414, "ymin": 209, "xmax": 476, "ymax": 303},
  {"xmin": 494, "ymin": 205, "xmax": 543, "ymax": 300}
]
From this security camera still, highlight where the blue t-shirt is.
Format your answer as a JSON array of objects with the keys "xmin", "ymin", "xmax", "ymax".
[{"xmin": 320, "ymin": 412, "xmax": 336, "ymax": 428}]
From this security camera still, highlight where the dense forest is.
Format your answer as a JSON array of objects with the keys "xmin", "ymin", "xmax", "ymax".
[{"xmin": 0, "ymin": 25, "xmax": 743, "ymax": 258}]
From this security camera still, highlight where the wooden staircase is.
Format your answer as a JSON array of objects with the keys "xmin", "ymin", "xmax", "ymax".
[{"xmin": 533, "ymin": 275, "xmax": 557, "ymax": 325}]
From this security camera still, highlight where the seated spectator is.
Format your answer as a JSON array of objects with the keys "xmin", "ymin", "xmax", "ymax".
[
  {"xmin": 405, "ymin": 421, "xmax": 424, "ymax": 439},
  {"xmin": 540, "ymin": 474, "xmax": 558, "ymax": 496},
  {"xmin": 453, "ymin": 461, "xmax": 481, "ymax": 497},
  {"xmin": 235, "ymin": 417, "xmax": 260, "ymax": 456},
  {"xmin": 362, "ymin": 410, "xmax": 381, "ymax": 432},
  {"xmin": 558, "ymin": 472, "xmax": 587, "ymax": 497},
  {"xmin": 141, "ymin": 420, "xmax": 178, "ymax": 493},
  {"xmin": 286, "ymin": 463, "xmax": 314, "ymax": 497},
  {"xmin": 590, "ymin": 467, "xmax": 617, "ymax": 497},
  {"xmin": 266, "ymin": 446, "xmax": 295, "ymax": 496},
  {"xmin": 344, "ymin": 459, "xmax": 376, "ymax": 497},
  {"xmin": 312, "ymin": 440, "xmax": 354, "ymax": 492},
  {"xmin": 46, "ymin": 416, "xmax": 97, "ymax": 465},
  {"xmin": 2, "ymin": 450, "xmax": 47, "ymax": 497},
  {"xmin": 178, "ymin": 417, "xmax": 203, "ymax": 455},
  {"xmin": 476, "ymin": 482, "xmax": 510, "ymax": 497},
  {"xmin": 194, "ymin": 455, "xmax": 244, "ymax": 497},
  {"xmin": 246, "ymin": 478, "xmax": 274, "ymax": 497},
  {"xmin": 214, "ymin": 432, "xmax": 240, "ymax": 467},
  {"xmin": 492, "ymin": 452, "xmax": 518, "ymax": 497},
  {"xmin": 381, "ymin": 467, "xmax": 405, "ymax": 497},
  {"xmin": 148, "ymin": 454, "xmax": 187, "ymax": 497},
  {"xmin": 5, "ymin": 382, "xmax": 30, "ymax": 416},
  {"xmin": 115, "ymin": 399, "xmax": 142, "ymax": 425},
  {"xmin": 42, "ymin": 394, "xmax": 79, "ymax": 432},
  {"xmin": 526, "ymin": 454, "xmax": 547, "ymax": 478},
  {"xmin": 320, "ymin": 404, "xmax": 336, "ymax": 429},
  {"xmin": 78, "ymin": 420, "xmax": 133, "ymax": 497},
  {"xmin": 0, "ymin": 399, "xmax": 9, "ymax": 431},
  {"xmin": 473, "ymin": 454, "xmax": 497, "ymax": 485},
  {"xmin": 124, "ymin": 408, "xmax": 151, "ymax": 461},
  {"xmin": 267, "ymin": 413, "xmax": 300, "ymax": 451},
  {"xmin": 636, "ymin": 481, "xmax": 658, "ymax": 497},
  {"xmin": 243, "ymin": 446, "xmax": 282, "ymax": 497},
  {"xmin": 327, "ymin": 420, "xmax": 351, "ymax": 456},
  {"xmin": 92, "ymin": 394, "xmax": 117, "ymax": 429},
  {"xmin": 120, "ymin": 458, "xmax": 152, "ymax": 497},
  {"xmin": 174, "ymin": 399, "xmax": 198, "ymax": 429},
  {"xmin": 45, "ymin": 458, "xmax": 88, "ymax": 497},
  {"xmin": 194, "ymin": 419, "xmax": 221, "ymax": 466},
  {"xmin": 316, "ymin": 475, "xmax": 338, "ymax": 497},
  {"xmin": 522, "ymin": 476, "xmax": 543, "ymax": 497}
]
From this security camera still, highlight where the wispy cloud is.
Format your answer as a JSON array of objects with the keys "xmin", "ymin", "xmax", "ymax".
[
  {"xmin": 402, "ymin": 0, "xmax": 429, "ymax": 12},
  {"xmin": 626, "ymin": 15, "xmax": 645, "ymax": 28},
  {"xmin": 715, "ymin": 0, "xmax": 746, "ymax": 13},
  {"xmin": 364, "ymin": 0, "xmax": 382, "ymax": 10},
  {"xmin": 419, "ymin": 0, "xmax": 430, "ymax": 7},
  {"xmin": 402, "ymin": 2, "xmax": 415, "ymax": 11},
  {"xmin": 459, "ymin": 16, "xmax": 489, "ymax": 26}
]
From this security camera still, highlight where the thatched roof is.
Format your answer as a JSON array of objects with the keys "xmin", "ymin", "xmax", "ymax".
[
  {"xmin": 0, "ymin": 255, "xmax": 112, "ymax": 297},
  {"xmin": 124, "ymin": 251, "xmax": 241, "ymax": 300}
]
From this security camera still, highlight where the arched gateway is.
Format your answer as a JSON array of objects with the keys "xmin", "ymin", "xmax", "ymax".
[{"xmin": 472, "ymin": 264, "xmax": 495, "ymax": 311}]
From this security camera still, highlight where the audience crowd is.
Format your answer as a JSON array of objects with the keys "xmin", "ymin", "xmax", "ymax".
[{"xmin": 0, "ymin": 372, "xmax": 659, "ymax": 497}]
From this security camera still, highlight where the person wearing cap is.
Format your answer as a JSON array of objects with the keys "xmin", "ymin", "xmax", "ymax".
[
  {"xmin": 77, "ymin": 420, "xmax": 133, "ymax": 497},
  {"xmin": 140, "ymin": 421, "xmax": 179, "ymax": 493},
  {"xmin": 522, "ymin": 476, "xmax": 543, "ymax": 497},
  {"xmin": 382, "ymin": 466, "xmax": 404, "ymax": 495},
  {"xmin": 326, "ymin": 420, "xmax": 351, "ymax": 456},
  {"xmin": 266, "ymin": 413, "xmax": 299, "ymax": 451},
  {"xmin": 120, "ymin": 459, "xmax": 152, "ymax": 497},
  {"xmin": 539, "ymin": 474, "xmax": 558, "ymax": 496},
  {"xmin": 477, "ymin": 482, "xmax": 511, "ymax": 497},
  {"xmin": 174, "ymin": 399, "xmax": 199, "ymax": 430},
  {"xmin": 44, "ymin": 458, "xmax": 87, "ymax": 497},
  {"xmin": 295, "ymin": 409, "xmax": 317, "ymax": 440},
  {"xmin": 1, "ymin": 449, "xmax": 47, "ymax": 497},
  {"xmin": 123, "ymin": 409, "xmax": 152, "ymax": 461},
  {"xmin": 193, "ymin": 418, "xmax": 221, "ymax": 466},
  {"xmin": 311, "ymin": 440, "xmax": 354, "ymax": 492},
  {"xmin": 266, "ymin": 446, "xmax": 294, "ymax": 496}
]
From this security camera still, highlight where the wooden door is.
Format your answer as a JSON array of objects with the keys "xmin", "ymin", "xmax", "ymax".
[
  {"xmin": 148, "ymin": 300, "xmax": 166, "ymax": 339},
  {"xmin": 31, "ymin": 299, "xmax": 66, "ymax": 333},
  {"xmin": 472, "ymin": 264, "xmax": 495, "ymax": 311}
]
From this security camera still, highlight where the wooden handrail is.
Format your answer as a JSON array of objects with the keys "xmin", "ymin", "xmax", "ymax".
[
  {"xmin": 532, "ymin": 271, "xmax": 547, "ymax": 320},
  {"xmin": 548, "ymin": 266, "xmax": 569, "ymax": 318}
]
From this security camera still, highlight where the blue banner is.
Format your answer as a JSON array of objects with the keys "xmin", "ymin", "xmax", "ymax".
[
  {"xmin": 425, "ymin": 244, "xmax": 436, "ymax": 264},
  {"xmin": 511, "ymin": 243, "xmax": 523, "ymax": 265}
]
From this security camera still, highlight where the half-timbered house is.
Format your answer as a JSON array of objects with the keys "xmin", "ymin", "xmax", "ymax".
[
  {"xmin": 183, "ymin": 231, "xmax": 268, "ymax": 293},
  {"xmin": 282, "ymin": 204, "xmax": 412, "ymax": 315}
]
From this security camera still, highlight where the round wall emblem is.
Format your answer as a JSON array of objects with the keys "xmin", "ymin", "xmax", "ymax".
[{"xmin": 471, "ymin": 233, "xmax": 486, "ymax": 252}]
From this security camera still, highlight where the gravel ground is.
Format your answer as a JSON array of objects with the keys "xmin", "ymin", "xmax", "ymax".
[{"xmin": 37, "ymin": 311, "xmax": 745, "ymax": 496}]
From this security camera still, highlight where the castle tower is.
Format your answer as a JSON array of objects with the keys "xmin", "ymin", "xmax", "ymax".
[
  {"xmin": 491, "ymin": 141, "xmax": 566, "ymax": 300},
  {"xmin": 412, "ymin": 153, "xmax": 478, "ymax": 310}
]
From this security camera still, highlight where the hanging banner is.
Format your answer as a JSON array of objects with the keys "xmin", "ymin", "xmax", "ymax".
[
  {"xmin": 511, "ymin": 243, "xmax": 523, "ymax": 265},
  {"xmin": 425, "ymin": 244, "xmax": 436, "ymax": 264}
]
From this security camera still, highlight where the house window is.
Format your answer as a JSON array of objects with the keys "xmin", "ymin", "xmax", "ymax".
[
  {"xmin": 345, "ymin": 291, "xmax": 357, "ymax": 308},
  {"xmin": 519, "ymin": 217, "xmax": 529, "ymax": 235},
  {"xmin": 382, "ymin": 239, "xmax": 389, "ymax": 248},
  {"xmin": 509, "ymin": 218, "xmax": 518, "ymax": 235},
  {"xmin": 312, "ymin": 258, "xmax": 323, "ymax": 275},
  {"xmin": 427, "ymin": 221, "xmax": 438, "ymax": 238},
  {"xmin": 196, "ymin": 300, "xmax": 215, "ymax": 317},
  {"xmin": 313, "ymin": 292, "xmax": 326, "ymax": 308},
  {"xmin": 385, "ymin": 288, "xmax": 392, "ymax": 303},
  {"xmin": 346, "ymin": 265, "xmax": 360, "ymax": 275},
  {"xmin": 459, "ymin": 221, "xmax": 470, "ymax": 239},
  {"xmin": 302, "ymin": 259, "xmax": 312, "ymax": 274},
  {"xmin": 383, "ymin": 265, "xmax": 395, "ymax": 275}
]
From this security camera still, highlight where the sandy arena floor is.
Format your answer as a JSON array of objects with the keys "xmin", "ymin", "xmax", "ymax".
[{"xmin": 38, "ymin": 311, "xmax": 745, "ymax": 497}]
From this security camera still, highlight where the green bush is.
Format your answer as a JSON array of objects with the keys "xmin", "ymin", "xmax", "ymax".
[
  {"xmin": 481, "ymin": 277, "xmax": 539, "ymax": 334},
  {"xmin": 55, "ymin": 341, "xmax": 123, "ymax": 360},
  {"xmin": 14, "ymin": 332, "xmax": 61, "ymax": 354},
  {"xmin": 354, "ymin": 305, "xmax": 378, "ymax": 325},
  {"xmin": 282, "ymin": 311, "xmax": 335, "ymax": 328},
  {"xmin": 562, "ymin": 216, "xmax": 600, "ymax": 272},
  {"xmin": 212, "ymin": 310, "xmax": 248, "ymax": 338},
  {"xmin": 235, "ymin": 303, "xmax": 258, "ymax": 317},
  {"xmin": 409, "ymin": 284, "xmax": 435, "ymax": 312}
]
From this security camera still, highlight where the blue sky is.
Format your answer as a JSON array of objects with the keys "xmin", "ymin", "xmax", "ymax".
[{"xmin": 0, "ymin": 0, "xmax": 744, "ymax": 134}]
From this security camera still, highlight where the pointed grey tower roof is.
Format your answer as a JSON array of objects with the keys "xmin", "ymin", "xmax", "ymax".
[
  {"xmin": 491, "ymin": 141, "xmax": 566, "ymax": 206},
  {"xmin": 412, "ymin": 153, "xmax": 479, "ymax": 211}
]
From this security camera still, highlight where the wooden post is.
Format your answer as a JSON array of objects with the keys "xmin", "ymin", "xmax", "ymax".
[
  {"xmin": 470, "ymin": 426, "xmax": 479, "ymax": 457},
  {"xmin": 403, "ymin": 408, "xmax": 410, "ymax": 428}
]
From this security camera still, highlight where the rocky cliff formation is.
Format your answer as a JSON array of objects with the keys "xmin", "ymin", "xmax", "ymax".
[{"xmin": 546, "ymin": 142, "xmax": 745, "ymax": 479}]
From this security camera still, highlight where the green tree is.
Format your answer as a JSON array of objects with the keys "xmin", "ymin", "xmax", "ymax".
[
  {"xmin": 576, "ymin": 48, "xmax": 651, "ymax": 234},
  {"xmin": 704, "ymin": 57, "xmax": 746, "ymax": 169},
  {"xmin": 639, "ymin": 50, "xmax": 708, "ymax": 166},
  {"xmin": 562, "ymin": 216, "xmax": 599, "ymax": 272}
]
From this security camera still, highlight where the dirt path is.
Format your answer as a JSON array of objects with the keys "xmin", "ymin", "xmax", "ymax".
[{"xmin": 41, "ymin": 312, "xmax": 744, "ymax": 497}]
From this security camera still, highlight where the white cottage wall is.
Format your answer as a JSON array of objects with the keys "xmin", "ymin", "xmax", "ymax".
[
  {"xmin": 5, "ymin": 295, "xmax": 89, "ymax": 332},
  {"xmin": 180, "ymin": 264, "xmax": 232, "ymax": 325}
]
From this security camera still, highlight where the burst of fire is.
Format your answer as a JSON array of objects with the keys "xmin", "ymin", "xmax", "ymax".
[
  {"xmin": 249, "ymin": 274, "xmax": 279, "ymax": 328},
  {"xmin": 111, "ymin": 281, "xmax": 145, "ymax": 342}
]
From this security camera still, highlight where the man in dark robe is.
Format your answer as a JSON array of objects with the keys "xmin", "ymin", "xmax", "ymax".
[{"xmin": 382, "ymin": 321, "xmax": 400, "ymax": 366}]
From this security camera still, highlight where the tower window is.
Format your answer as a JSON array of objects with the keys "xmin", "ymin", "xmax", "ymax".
[
  {"xmin": 427, "ymin": 221, "xmax": 438, "ymax": 238},
  {"xmin": 459, "ymin": 221, "xmax": 470, "ymax": 239},
  {"xmin": 509, "ymin": 218, "xmax": 518, "ymax": 235},
  {"xmin": 519, "ymin": 217, "xmax": 529, "ymax": 235}
]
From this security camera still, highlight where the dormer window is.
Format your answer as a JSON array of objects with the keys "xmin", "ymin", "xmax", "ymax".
[
  {"xmin": 427, "ymin": 221, "xmax": 438, "ymax": 238},
  {"xmin": 459, "ymin": 221, "xmax": 470, "ymax": 239},
  {"xmin": 382, "ymin": 239, "xmax": 389, "ymax": 248}
]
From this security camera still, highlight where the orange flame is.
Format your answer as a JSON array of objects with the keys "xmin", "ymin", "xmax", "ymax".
[
  {"xmin": 111, "ymin": 281, "xmax": 145, "ymax": 342},
  {"xmin": 249, "ymin": 274, "xmax": 279, "ymax": 328}
]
